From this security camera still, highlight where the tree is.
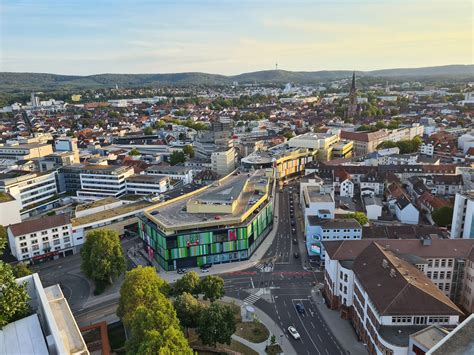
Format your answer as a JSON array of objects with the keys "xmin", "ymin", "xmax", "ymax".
[
  {"xmin": 170, "ymin": 151, "xmax": 186, "ymax": 165},
  {"xmin": 174, "ymin": 292, "xmax": 203, "ymax": 334},
  {"xmin": 144, "ymin": 126, "xmax": 153, "ymax": 135},
  {"xmin": 155, "ymin": 120, "xmax": 167, "ymax": 129},
  {"xmin": 344, "ymin": 212, "xmax": 368, "ymax": 226},
  {"xmin": 174, "ymin": 271, "xmax": 200, "ymax": 296},
  {"xmin": 126, "ymin": 299, "xmax": 192, "ymax": 354},
  {"xmin": 200, "ymin": 275, "xmax": 225, "ymax": 302},
  {"xmin": 80, "ymin": 229, "xmax": 126, "ymax": 291},
  {"xmin": 11, "ymin": 263, "xmax": 32, "ymax": 278},
  {"xmin": 128, "ymin": 148, "xmax": 141, "ymax": 156},
  {"xmin": 183, "ymin": 144, "xmax": 194, "ymax": 158},
  {"xmin": 197, "ymin": 302, "xmax": 236, "ymax": 347},
  {"xmin": 0, "ymin": 262, "xmax": 30, "ymax": 328},
  {"xmin": 0, "ymin": 225, "xmax": 6, "ymax": 254},
  {"xmin": 117, "ymin": 266, "xmax": 170, "ymax": 325},
  {"xmin": 432, "ymin": 206, "xmax": 454, "ymax": 227}
]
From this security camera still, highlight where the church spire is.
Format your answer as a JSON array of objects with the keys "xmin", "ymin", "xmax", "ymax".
[{"xmin": 350, "ymin": 71, "xmax": 356, "ymax": 92}]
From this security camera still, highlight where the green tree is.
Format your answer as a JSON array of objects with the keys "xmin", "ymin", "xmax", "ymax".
[
  {"xmin": 128, "ymin": 148, "xmax": 141, "ymax": 156},
  {"xmin": 143, "ymin": 126, "xmax": 153, "ymax": 135},
  {"xmin": 155, "ymin": 120, "xmax": 167, "ymax": 129},
  {"xmin": 117, "ymin": 266, "xmax": 170, "ymax": 325},
  {"xmin": 170, "ymin": 151, "xmax": 186, "ymax": 165},
  {"xmin": 126, "ymin": 299, "xmax": 192, "ymax": 354},
  {"xmin": 0, "ymin": 225, "xmax": 6, "ymax": 254},
  {"xmin": 197, "ymin": 302, "xmax": 236, "ymax": 347},
  {"xmin": 174, "ymin": 292, "xmax": 203, "ymax": 334},
  {"xmin": 200, "ymin": 275, "xmax": 225, "ymax": 302},
  {"xmin": 11, "ymin": 263, "xmax": 32, "ymax": 278},
  {"xmin": 80, "ymin": 229, "xmax": 126, "ymax": 291},
  {"xmin": 183, "ymin": 144, "xmax": 194, "ymax": 158},
  {"xmin": 432, "ymin": 206, "xmax": 454, "ymax": 227},
  {"xmin": 344, "ymin": 212, "xmax": 369, "ymax": 226},
  {"xmin": 0, "ymin": 262, "xmax": 30, "ymax": 328},
  {"xmin": 174, "ymin": 271, "xmax": 200, "ymax": 296}
]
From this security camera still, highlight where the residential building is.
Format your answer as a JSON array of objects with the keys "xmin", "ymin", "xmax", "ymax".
[
  {"xmin": 37, "ymin": 151, "xmax": 77, "ymax": 172},
  {"xmin": 7, "ymin": 214, "xmax": 74, "ymax": 263},
  {"xmin": 324, "ymin": 241, "xmax": 464, "ymax": 355},
  {"xmin": 139, "ymin": 170, "xmax": 274, "ymax": 270},
  {"xmin": 0, "ymin": 143, "xmax": 53, "ymax": 161},
  {"xmin": 426, "ymin": 314, "xmax": 474, "ymax": 355},
  {"xmin": 363, "ymin": 196, "xmax": 383, "ymax": 220},
  {"xmin": 211, "ymin": 147, "xmax": 236, "ymax": 175},
  {"xmin": 288, "ymin": 132, "xmax": 339, "ymax": 160},
  {"xmin": 0, "ymin": 191, "xmax": 21, "ymax": 226},
  {"xmin": 301, "ymin": 184, "xmax": 335, "ymax": 225},
  {"xmin": 0, "ymin": 170, "xmax": 58, "ymax": 210},
  {"xmin": 0, "ymin": 273, "xmax": 88, "ymax": 355},
  {"xmin": 450, "ymin": 191, "xmax": 474, "ymax": 239},
  {"xmin": 145, "ymin": 165, "xmax": 194, "ymax": 185},
  {"xmin": 55, "ymin": 137, "xmax": 80, "ymax": 163},
  {"xmin": 125, "ymin": 174, "xmax": 170, "ymax": 195},
  {"xmin": 340, "ymin": 130, "xmax": 389, "ymax": 156},
  {"xmin": 305, "ymin": 217, "xmax": 361, "ymax": 260}
]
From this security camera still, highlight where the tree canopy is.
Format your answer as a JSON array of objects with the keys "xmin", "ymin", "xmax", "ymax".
[
  {"xmin": 80, "ymin": 229, "xmax": 126, "ymax": 289},
  {"xmin": 128, "ymin": 148, "xmax": 141, "ymax": 156},
  {"xmin": 344, "ymin": 212, "xmax": 369, "ymax": 226},
  {"xmin": 174, "ymin": 271, "xmax": 201, "ymax": 297},
  {"xmin": 200, "ymin": 275, "xmax": 225, "ymax": 302},
  {"xmin": 174, "ymin": 292, "xmax": 203, "ymax": 333},
  {"xmin": 117, "ymin": 266, "xmax": 170, "ymax": 325},
  {"xmin": 0, "ymin": 262, "xmax": 30, "ymax": 328},
  {"xmin": 0, "ymin": 225, "xmax": 7, "ymax": 254},
  {"xmin": 196, "ymin": 302, "xmax": 236, "ymax": 347},
  {"xmin": 170, "ymin": 150, "xmax": 186, "ymax": 165},
  {"xmin": 183, "ymin": 144, "xmax": 195, "ymax": 158}
]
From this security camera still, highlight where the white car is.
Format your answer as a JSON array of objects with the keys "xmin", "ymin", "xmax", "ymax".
[
  {"xmin": 201, "ymin": 268, "xmax": 209, "ymax": 273},
  {"xmin": 288, "ymin": 326, "xmax": 300, "ymax": 340}
]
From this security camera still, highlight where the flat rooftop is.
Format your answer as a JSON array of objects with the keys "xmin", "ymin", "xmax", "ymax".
[
  {"xmin": 75, "ymin": 196, "xmax": 121, "ymax": 212},
  {"xmin": 72, "ymin": 200, "xmax": 153, "ymax": 226},
  {"xmin": 305, "ymin": 185, "xmax": 334, "ymax": 203},
  {"xmin": 145, "ymin": 170, "xmax": 270, "ymax": 233},
  {"xmin": 0, "ymin": 314, "xmax": 49, "ymax": 355}
]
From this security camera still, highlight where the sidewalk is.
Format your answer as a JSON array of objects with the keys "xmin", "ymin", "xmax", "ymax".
[
  {"xmin": 231, "ymin": 334, "xmax": 267, "ymax": 355},
  {"xmin": 222, "ymin": 296, "xmax": 296, "ymax": 355},
  {"xmin": 129, "ymin": 191, "xmax": 282, "ymax": 283},
  {"xmin": 311, "ymin": 289, "xmax": 367, "ymax": 355}
]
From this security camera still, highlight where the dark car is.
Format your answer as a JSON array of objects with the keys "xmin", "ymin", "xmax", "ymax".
[
  {"xmin": 295, "ymin": 303, "xmax": 305, "ymax": 314},
  {"xmin": 291, "ymin": 220, "xmax": 295, "ymax": 226},
  {"xmin": 293, "ymin": 238, "xmax": 297, "ymax": 244},
  {"xmin": 294, "ymin": 252, "xmax": 299, "ymax": 259}
]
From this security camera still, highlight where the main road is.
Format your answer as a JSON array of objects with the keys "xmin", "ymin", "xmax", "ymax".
[{"xmin": 222, "ymin": 185, "xmax": 344, "ymax": 355}]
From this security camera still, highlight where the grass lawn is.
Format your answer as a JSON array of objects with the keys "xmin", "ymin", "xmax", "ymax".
[
  {"xmin": 188, "ymin": 329, "xmax": 258, "ymax": 355},
  {"xmin": 266, "ymin": 344, "xmax": 283, "ymax": 355},
  {"xmin": 235, "ymin": 321, "xmax": 269, "ymax": 343}
]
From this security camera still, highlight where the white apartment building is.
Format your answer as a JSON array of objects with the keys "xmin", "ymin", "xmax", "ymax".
[
  {"xmin": 0, "ymin": 192, "xmax": 21, "ymax": 225},
  {"xmin": 339, "ymin": 179, "xmax": 354, "ymax": 198},
  {"xmin": 7, "ymin": 214, "xmax": 75, "ymax": 263},
  {"xmin": 0, "ymin": 170, "xmax": 58, "ymax": 210},
  {"xmin": 300, "ymin": 184, "xmax": 335, "ymax": 225},
  {"xmin": 146, "ymin": 165, "xmax": 193, "ymax": 185},
  {"xmin": 305, "ymin": 217, "xmax": 361, "ymax": 260},
  {"xmin": 125, "ymin": 175, "xmax": 170, "ymax": 195},
  {"xmin": 420, "ymin": 142, "xmax": 435, "ymax": 156},
  {"xmin": 211, "ymin": 147, "xmax": 236, "ymax": 175},
  {"xmin": 324, "ymin": 241, "xmax": 464, "ymax": 355},
  {"xmin": 450, "ymin": 191, "xmax": 474, "ymax": 239}
]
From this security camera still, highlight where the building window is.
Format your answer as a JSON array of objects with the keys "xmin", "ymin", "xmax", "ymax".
[
  {"xmin": 53, "ymin": 234, "xmax": 59, "ymax": 239},
  {"xmin": 444, "ymin": 284, "xmax": 450, "ymax": 292},
  {"xmin": 434, "ymin": 260, "xmax": 439, "ymax": 267},
  {"xmin": 433, "ymin": 272, "xmax": 438, "ymax": 279},
  {"xmin": 19, "ymin": 236, "xmax": 26, "ymax": 241},
  {"xmin": 447, "ymin": 259, "xmax": 453, "ymax": 267},
  {"xmin": 446, "ymin": 271, "xmax": 452, "ymax": 279},
  {"xmin": 64, "ymin": 237, "xmax": 70, "ymax": 243},
  {"xmin": 21, "ymin": 247, "xmax": 28, "ymax": 253},
  {"xmin": 340, "ymin": 271, "xmax": 343, "ymax": 279},
  {"xmin": 42, "ymin": 236, "xmax": 49, "ymax": 242},
  {"xmin": 41, "ymin": 231, "xmax": 47, "ymax": 236},
  {"xmin": 62, "ymin": 226, "xmax": 68, "ymax": 230},
  {"xmin": 441, "ymin": 259, "xmax": 446, "ymax": 267},
  {"xmin": 30, "ymin": 233, "xmax": 37, "ymax": 238},
  {"xmin": 427, "ymin": 259, "xmax": 433, "ymax": 267},
  {"xmin": 344, "ymin": 286, "xmax": 347, "ymax": 294},
  {"xmin": 32, "ymin": 245, "xmax": 39, "ymax": 251},
  {"xmin": 63, "ymin": 232, "xmax": 69, "ymax": 236},
  {"xmin": 31, "ymin": 239, "xmax": 38, "ymax": 245},
  {"xmin": 53, "ymin": 239, "xmax": 60, "ymax": 246},
  {"xmin": 52, "ymin": 228, "xmax": 58, "ymax": 232},
  {"xmin": 20, "ymin": 242, "xmax": 27, "ymax": 247},
  {"xmin": 440, "ymin": 272, "xmax": 445, "ymax": 279}
]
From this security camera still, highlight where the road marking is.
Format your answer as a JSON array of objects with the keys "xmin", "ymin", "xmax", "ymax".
[
  {"xmin": 311, "ymin": 321, "xmax": 316, "ymax": 330},
  {"xmin": 250, "ymin": 277, "xmax": 255, "ymax": 289},
  {"xmin": 292, "ymin": 299, "xmax": 321, "ymax": 355},
  {"xmin": 325, "ymin": 349, "xmax": 330, "ymax": 355},
  {"xmin": 318, "ymin": 334, "xmax": 323, "ymax": 342}
]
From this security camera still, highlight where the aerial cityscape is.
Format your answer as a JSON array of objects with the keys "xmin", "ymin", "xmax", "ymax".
[{"xmin": 0, "ymin": 1, "xmax": 473, "ymax": 355}]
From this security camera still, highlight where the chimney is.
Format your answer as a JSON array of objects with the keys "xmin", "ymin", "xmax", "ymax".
[
  {"xmin": 390, "ymin": 268, "xmax": 397, "ymax": 278},
  {"xmin": 421, "ymin": 236, "xmax": 432, "ymax": 246},
  {"xmin": 382, "ymin": 259, "xmax": 389, "ymax": 269}
]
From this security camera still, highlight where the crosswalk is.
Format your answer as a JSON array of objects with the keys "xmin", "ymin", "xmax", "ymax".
[
  {"xmin": 243, "ymin": 289, "xmax": 264, "ymax": 305},
  {"xmin": 255, "ymin": 262, "xmax": 274, "ymax": 272}
]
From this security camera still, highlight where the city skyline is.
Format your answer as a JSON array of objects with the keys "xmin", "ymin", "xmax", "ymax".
[{"xmin": 1, "ymin": 0, "xmax": 472, "ymax": 75}]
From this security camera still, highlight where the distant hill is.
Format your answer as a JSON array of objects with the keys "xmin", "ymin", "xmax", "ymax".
[{"xmin": 1, "ymin": 64, "xmax": 473, "ymax": 92}]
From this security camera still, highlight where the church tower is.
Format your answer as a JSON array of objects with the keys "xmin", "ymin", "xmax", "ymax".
[{"xmin": 347, "ymin": 71, "xmax": 358, "ymax": 118}]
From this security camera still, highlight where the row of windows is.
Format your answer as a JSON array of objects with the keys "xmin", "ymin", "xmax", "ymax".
[
  {"xmin": 392, "ymin": 316, "xmax": 450, "ymax": 324},
  {"xmin": 427, "ymin": 259, "xmax": 453, "ymax": 268},
  {"xmin": 427, "ymin": 271, "xmax": 452, "ymax": 279},
  {"xmin": 322, "ymin": 229, "xmax": 360, "ymax": 233}
]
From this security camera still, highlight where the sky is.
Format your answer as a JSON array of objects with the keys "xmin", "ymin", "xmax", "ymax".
[{"xmin": 0, "ymin": 0, "xmax": 472, "ymax": 75}]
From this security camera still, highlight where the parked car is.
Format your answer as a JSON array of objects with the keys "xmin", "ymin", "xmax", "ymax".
[
  {"xmin": 295, "ymin": 303, "xmax": 305, "ymax": 314},
  {"xmin": 292, "ymin": 228, "xmax": 296, "ymax": 234},
  {"xmin": 201, "ymin": 268, "xmax": 209, "ymax": 273},
  {"xmin": 293, "ymin": 238, "xmax": 297, "ymax": 245},
  {"xmin": 288, "ymin": 326, "xmax": 300, "ymax": 340},
  {"xmin": 177, "ymin": 268, "xmax": 187, "ymax": 274},
  {"xmin": 291, "ymin": 220, "xmax": 295, "ymax": 226},
  {"xmin": 294, "ymin": 252, "xmax": 299, "ymax": 259}
]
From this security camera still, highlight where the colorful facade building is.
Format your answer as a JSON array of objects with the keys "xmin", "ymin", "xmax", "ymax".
[{"xmin": 138, "ymin": 170, "xmax": 274, "ymax": 270}]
